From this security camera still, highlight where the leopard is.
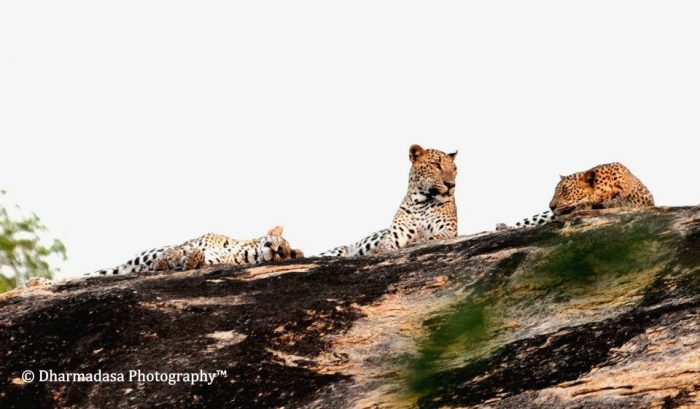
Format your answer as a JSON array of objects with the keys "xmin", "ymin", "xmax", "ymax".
[
  {"xmin": 497, "ymin": 162, "xmax": 654, "ymax": 230},
  {"xmin": 320, "ymin": 144, "xmax": 458, "ymax": 257},
  {"xmin": 92, "ymin": 226, "xmax": 304, "ymax": 275}
]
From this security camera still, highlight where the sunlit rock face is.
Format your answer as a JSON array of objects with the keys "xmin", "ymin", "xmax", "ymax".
[{"xmin": 1, "ymin": 207, "xmax": 699, "ymax": 408}]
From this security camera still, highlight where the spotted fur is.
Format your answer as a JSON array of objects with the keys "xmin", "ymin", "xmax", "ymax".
[
  {"xmin": 496, "ymin": 210, "xmax": 554, "ymax": 231},
  {"xmin": 91, "ymin": 226, "xmax": 303, "ymax": 275},
  {"xmin": 497, "ymin": 162, "xmax": 654, "ymax": 230},
  {"xmin": 320, "ymin": 144, "xmax": 458, "ymax": 257}
]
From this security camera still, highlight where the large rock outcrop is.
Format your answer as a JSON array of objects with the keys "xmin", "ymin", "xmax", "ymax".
[{"xmin": 1, "ymin": 207, "xmax": 698, "ymax": 408}]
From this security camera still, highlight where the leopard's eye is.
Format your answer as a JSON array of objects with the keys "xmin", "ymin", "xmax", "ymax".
[{"xmin": 431, "ymin": 161, "xmax": 442, "ymax": 170}]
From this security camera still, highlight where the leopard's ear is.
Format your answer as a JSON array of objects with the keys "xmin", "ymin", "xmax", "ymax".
[
  {"xmin": 583, "ymin": 170, "xmax": 596, "ymax": 187},
  {"xmin": 267, "ymin": 226, "xmax": 284, "ymax": 236},
  {"xmin": 290, "ymin": 249, "xmax": 304, "ymax": 259},
  {"xmin": 409, "ymin": 144, "xmax": 425, "ymax": 163},
  {"xmin": 448, "ymin": 150, "xmax": 458, "ymax": 160}
]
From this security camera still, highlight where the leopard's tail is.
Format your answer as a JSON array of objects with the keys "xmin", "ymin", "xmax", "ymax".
[
  {"xmin": 87, "ymin": 247, "xmax": 167, "ymax": 276},
  {"xmin": 496, "ymin": 210, "xmax": 555, "ymax": 231},
  {"xmin": 318, "ymin": 245, "xmax": 349, "ymax": 258},
  {"xmin": 318, "ymin": 229, "xmax": 389, "ymax": 258},
  {"xmin": 87, "ymin": 265, "xmax": 128, "ymax": 276},
  {"xmin": 91, "ymin": 267, "xmax": 120, "ymax": 276}
]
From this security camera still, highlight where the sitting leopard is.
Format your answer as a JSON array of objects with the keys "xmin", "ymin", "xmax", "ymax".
[
  {"xmin": 497, "ymin": 162, "xmax": 654, "ymax": 230},
  {"xmin": 92, "ymin": 226, "xmax": 304, "ymax": 275},
  {"xmin": 320, "ymin": 144, "xmax": 458, "ymax": 257}
]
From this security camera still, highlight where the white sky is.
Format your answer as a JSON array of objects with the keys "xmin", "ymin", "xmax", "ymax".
[{"xmin": 1, "ymin": 1, "xmax": 699, "ymax": 279}]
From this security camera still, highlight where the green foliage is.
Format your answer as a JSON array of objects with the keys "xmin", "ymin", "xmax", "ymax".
[{"xmin": 0, "ymin": 190, "xmax": 67, "ymax": 292}]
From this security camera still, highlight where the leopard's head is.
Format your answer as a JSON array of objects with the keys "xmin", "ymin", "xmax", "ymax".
[
  {"xmin": 408, "ymin": 144, "xmax": 458, "ymax": 203},
  {"xmin": 549, "ymin": 170, "xmax": 599, "ymax": 216},
  {"xmin": 258, "ymin": 226, "xmax": 304, "ymax": 262}
]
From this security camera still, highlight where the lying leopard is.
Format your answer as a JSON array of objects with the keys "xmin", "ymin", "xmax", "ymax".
[
  {"xmin": 320, "ymin": 144, "xmax": 458, "ymax": 257},
  {"xmin": 92, "ymin": 226, "xmax": 303, "ymax": 275},
  {"xmin": 497, "ymin": 162, "xmax": 654, "ymax": 230}
]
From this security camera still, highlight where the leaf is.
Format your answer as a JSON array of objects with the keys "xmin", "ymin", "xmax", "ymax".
[{"xmin": 0, "ymin": 190, "xmax": 67, "ymax": 292}]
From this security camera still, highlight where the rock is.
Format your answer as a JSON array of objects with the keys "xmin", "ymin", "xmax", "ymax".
[{"xmin": 0, "ymin": 207, "xmax": 698, "ymax": 408}]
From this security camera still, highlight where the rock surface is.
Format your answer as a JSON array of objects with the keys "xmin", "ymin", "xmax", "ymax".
[{"xmin": 1, "ymin": 207, "xmax": 698, "ymax": 408}]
